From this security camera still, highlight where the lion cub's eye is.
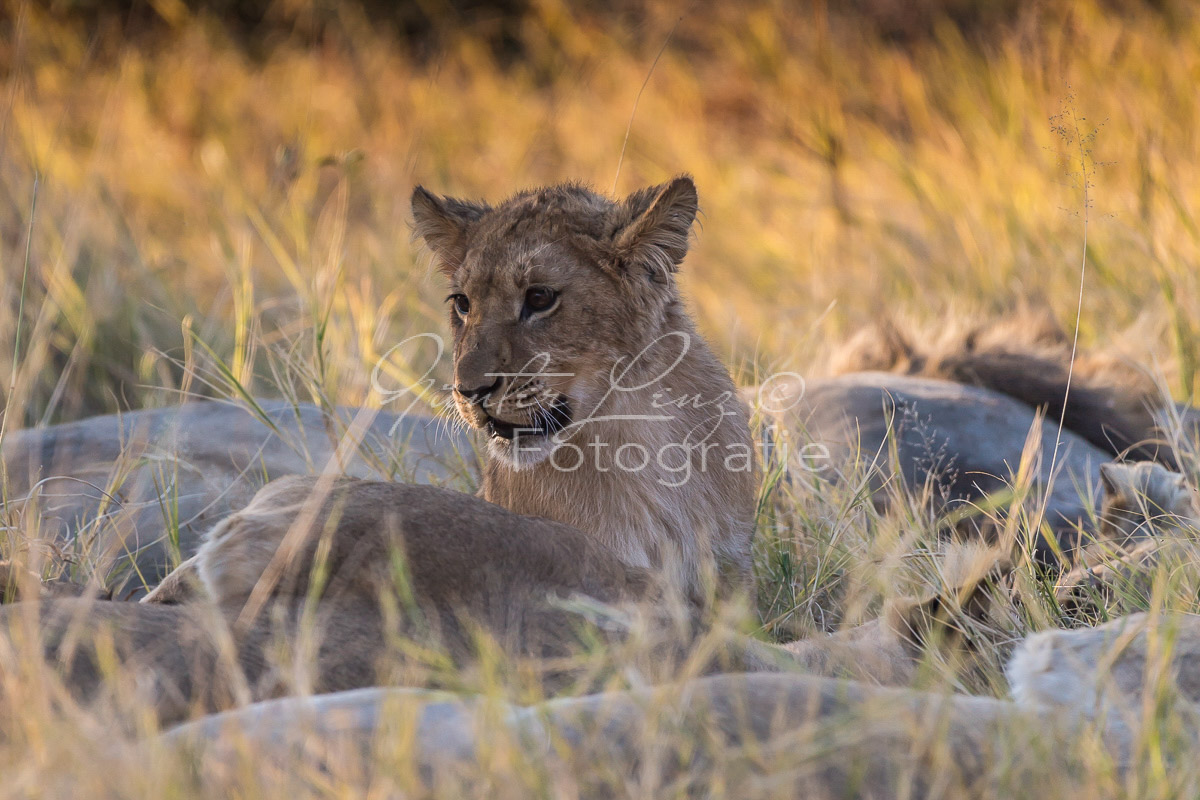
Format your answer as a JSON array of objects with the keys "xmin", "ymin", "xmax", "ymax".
[
  {"xmin": 522, "ymin": 287, "xmax": 558, "ymax": 318},
  {"xmin": 448, "ymin": 293, "xmax": 470, "ymax": 318}
]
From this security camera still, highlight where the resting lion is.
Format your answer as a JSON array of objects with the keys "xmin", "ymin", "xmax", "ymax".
[
  {"xmin": 4, "ymin": 177, "xmax": 755, "ymax": 605},
  {"xmin": 1008, "ymin": 610, "xmax": 1200, "ymax": 763},
  {"xmin": 160, "ymin": 613, "xmax": 1200, "ymax": 797},
  {"xmin": 0, "ymin": 177, "xmax": 766, "ymax": 721},
  {"xmin": 763, "ymin": 371, "xmax": 1113, "ymax": 558},
  {"xmin": 831, "ymin": 309, "xmax": 1193, "ymax": 467},
  {"xmin": 798, "ymin": 311, "xmax": 1199, "ymax": 558},
  {"xmin": 0, "ymin": 400, "xmax": 474, "ymax": 594},
  {"xmin": 0, "ymin": 476, "xmax": 659, "ymax": 724}
]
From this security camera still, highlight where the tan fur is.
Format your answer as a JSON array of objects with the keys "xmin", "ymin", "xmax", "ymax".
[
  {"xmin": 142, "ymin": 555, "xmax": 205, "ymax": 604},
  {"xmin": 0, "ymin": 560, "xmax": 102, "ymax": 602},
  {"xmin": 164, "ymin": 674, "xmax": 1094, "ymax": 800},
  {"xmin": 16, "ymin": 178, "xmax": 762, "ymax": 720},
  {"xmin": 25, "ymin": 481, "xmax": 1012, "ymax": 721},
  {"xmin": 0, "ymin": 598, "xmax": 257, "ymax": 724},
  {"xmin": 412, "ymin": 178, "xmax": 758, "ymax": 602},
  {"xmin": 193, "ymin": 476, "xmax": 654, "ymax": 652},
  {"xmin": 3, "ymin": 475, "xmax": 661, "ymax": 724},
  {"xmin": 197, "ymin": 476, "xmax": 676, "ymax": 697},
  {"xmin": 1007, "ymin": 612, "xmax": 1200, "ymax": 751}
]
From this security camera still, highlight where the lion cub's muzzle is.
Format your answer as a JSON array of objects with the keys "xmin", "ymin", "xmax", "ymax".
[
  {"xmin": 454, "ymin": 380, "xmax": 573, "ymax": 441},
  {"xmin": 484, "ymin": 395, "xmax": 573, "ymax": 440}
]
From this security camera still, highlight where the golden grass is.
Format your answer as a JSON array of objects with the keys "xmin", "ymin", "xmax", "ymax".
[
  {"xmin": 4, "ymin": 1, "xmax": 1200, "ymax": 414},
  {"xmin": 2, "ymin": 0, "xmax": 1200, "ymax": 796}
]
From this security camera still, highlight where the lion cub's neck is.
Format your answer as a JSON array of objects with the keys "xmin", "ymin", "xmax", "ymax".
[{"xmin": 482, "ymin": 304, "xmax": 757, "ymax": 602}]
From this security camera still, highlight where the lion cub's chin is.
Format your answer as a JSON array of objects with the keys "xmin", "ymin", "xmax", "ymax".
[{"xmin": 486, "ymin": 430, "xmax": 559, "ymax": 470}]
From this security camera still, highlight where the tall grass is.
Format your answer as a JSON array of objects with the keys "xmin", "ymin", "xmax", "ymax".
[
  {"xmin": 2, "ymin": 0, "xmax": 1200, "ymax": 796},
  {"xmin": 3, "ymin": 1, "xmax": 1200, "ymax": 420}
]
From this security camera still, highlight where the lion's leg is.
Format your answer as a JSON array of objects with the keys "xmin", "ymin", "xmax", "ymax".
[{"xmin": 142, "ymin": 555, "xmax": 206, "ymax": 604}]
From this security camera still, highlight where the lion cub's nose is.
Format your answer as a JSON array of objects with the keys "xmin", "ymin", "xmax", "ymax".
[{"xmin": 456, "ymin": 377, "xmax": 503, "ymax": 404}]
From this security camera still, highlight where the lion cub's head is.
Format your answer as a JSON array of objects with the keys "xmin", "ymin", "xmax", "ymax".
[
  {"xmin": 1098, "ymin": 461, "xmax": 1197, "ymax": 543},
  {"xmin": 411, "ymin": 178, "xmax": 699, "ymax": 468}
]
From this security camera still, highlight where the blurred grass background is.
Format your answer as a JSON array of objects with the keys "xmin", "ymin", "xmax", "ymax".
[
  {"xmin": 2, "ymin": 0, "xmax": 1199, "ymax": 429},
  {"xmin": 0, "ymin": 3, "xmax": 1199, "ymax": 794}
]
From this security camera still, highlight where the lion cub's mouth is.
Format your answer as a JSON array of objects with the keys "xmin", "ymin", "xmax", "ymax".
[{"xmin": 485, "ymin": 396, "xmax": 572, "ymax": 441}]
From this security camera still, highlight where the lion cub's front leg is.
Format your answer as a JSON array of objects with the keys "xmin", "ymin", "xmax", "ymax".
[{"xmin": 142, "ymin": 555, "xmax": 205, "ymax": 605}]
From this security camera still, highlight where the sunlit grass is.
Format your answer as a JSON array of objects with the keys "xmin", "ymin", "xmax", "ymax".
[{"xmin": 2, "ymin": 0, "xmax": 1200, "ymax": 795}]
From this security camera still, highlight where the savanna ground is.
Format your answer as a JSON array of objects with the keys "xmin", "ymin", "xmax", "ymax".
[{"xmin": 1, "ymin": 0, "xmax": 1200, "ymax": 796}]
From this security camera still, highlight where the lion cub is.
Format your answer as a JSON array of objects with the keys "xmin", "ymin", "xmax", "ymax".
[
  {"xmin": 1095, "ymin": 461, "xmax": 1196, "ymax": 543},
  {"xmin": 1056, "ymin": 461, "xmax": 1198, "ymax": 612},
  {"xmin": 412, "ymin": 177, "xmax": 758, "ymax": 602}
]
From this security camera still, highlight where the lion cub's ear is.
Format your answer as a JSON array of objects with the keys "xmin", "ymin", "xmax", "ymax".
[
  {"xmin": 612, "ymin": 175, "xmax": 699, "ymax": 281},
  {"xmin": 410, "ymin": 186, "xmax": 491, "ymax": 275},
  {"xmin": 1098, "ymin": 462, "xmax": 1132, "ymax": 501}
]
